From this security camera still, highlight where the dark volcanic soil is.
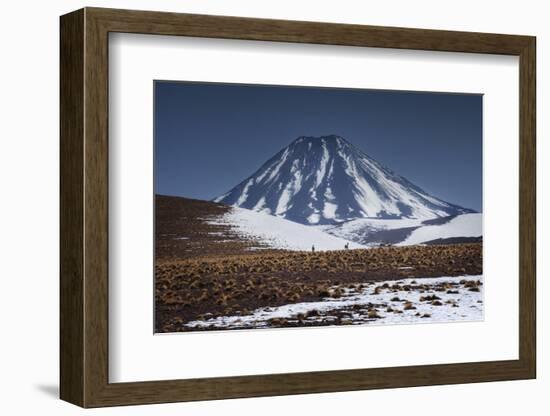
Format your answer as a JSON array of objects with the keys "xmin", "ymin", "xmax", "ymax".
[{"xmin": 156, "ymin": 195, "xmax": 275, "ymax": 260}]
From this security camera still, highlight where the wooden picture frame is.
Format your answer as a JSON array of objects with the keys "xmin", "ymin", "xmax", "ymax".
[{"xmin": 60, "ymin": 7, "xmax": 536, "ymax": 408}]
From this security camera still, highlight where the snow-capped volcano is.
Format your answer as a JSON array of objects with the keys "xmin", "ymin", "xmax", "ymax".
[{"xmin": 214, "ymin": 135, "xmax": 475, "ymax": 225}]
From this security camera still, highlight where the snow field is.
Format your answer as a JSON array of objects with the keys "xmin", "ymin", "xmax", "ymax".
[{"xmin": 398, "ymin": 213, "xmax": 482, "ymax": 245}]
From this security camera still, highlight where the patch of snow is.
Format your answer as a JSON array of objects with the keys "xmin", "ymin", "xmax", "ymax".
[
  {"xmin": 212, "ymin": 192, "xmax": 229, "ymax": 203},
  {"xmin": 261, "ymin": 148, "xmax": 289, "ymax": 184},
  {"xmin": 324, "ymin": 185, "xmax": 335, "ymax": 201},
  {"xmin": 341, "ymin": 154, "xmax": 385, "ymax": 217},
  {"xmin": 417, "ymin": 192, "xmax": 452, "ymax": 207},
  {"xmin": 253, "ymin": 196, "xmax": 267, "ymax": 211},
  {"xmin": 323, "ymin": 201, "xmax": 338, "ymax": 220},
  {"xmin": 314, "ymin": 141, "xmax": 330, "ymax": 188},
  {"xmin": 210, "ymin": 207, "xmax": 365, "ymax": 251},
  {"xmin": 398, "ymin": 213, "xmax": 482, "ymax": 245},
  {"xmin": 275, "ymin": 183, "xmax": 292, "ymax": 215},
  {"xmin": 307, "ymin": 212, "xmax": 321, "ymax": 224},
  {"xmin": 235, "ymin": 179, "xmax": 253, "ymax": 206}
]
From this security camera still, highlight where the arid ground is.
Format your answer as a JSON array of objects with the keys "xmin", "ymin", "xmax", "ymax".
[{"xmin": 155, "ymin": 195, "xmax": 483, "ymax": 332}]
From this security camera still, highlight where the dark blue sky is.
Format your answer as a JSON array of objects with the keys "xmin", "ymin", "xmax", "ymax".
[{"xmin": 155, "ymin": 81, "xmax": 482, "ymax": 212}]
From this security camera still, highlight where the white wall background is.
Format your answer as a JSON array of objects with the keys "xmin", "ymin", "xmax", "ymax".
[{"xmin": 0, "ymin": 1, "xmax": 545, "ymax": 415}]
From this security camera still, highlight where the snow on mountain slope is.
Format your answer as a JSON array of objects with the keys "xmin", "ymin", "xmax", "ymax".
[
  {"xmin": 316, "ymin": 217, "xmax": 424, "ymax": 245},
  {"xmin": 319, "ymin": 217, "xmax": 424, "ymax": 237},
  {"xmin": 208, "ymin": 206, "xmax": 366, "ymax": 251},
  {"xmin": 214, "ymin": 135, "xmax": 475, "ymax": 225},
  {"xmin": 397, "ymin": 213, "xmax": 482, "ymax": 246}
]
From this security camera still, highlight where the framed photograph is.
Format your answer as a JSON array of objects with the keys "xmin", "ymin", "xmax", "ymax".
[{"xmin": 60, "ymin": 7, "xmax": 536, "ymax": 407}]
